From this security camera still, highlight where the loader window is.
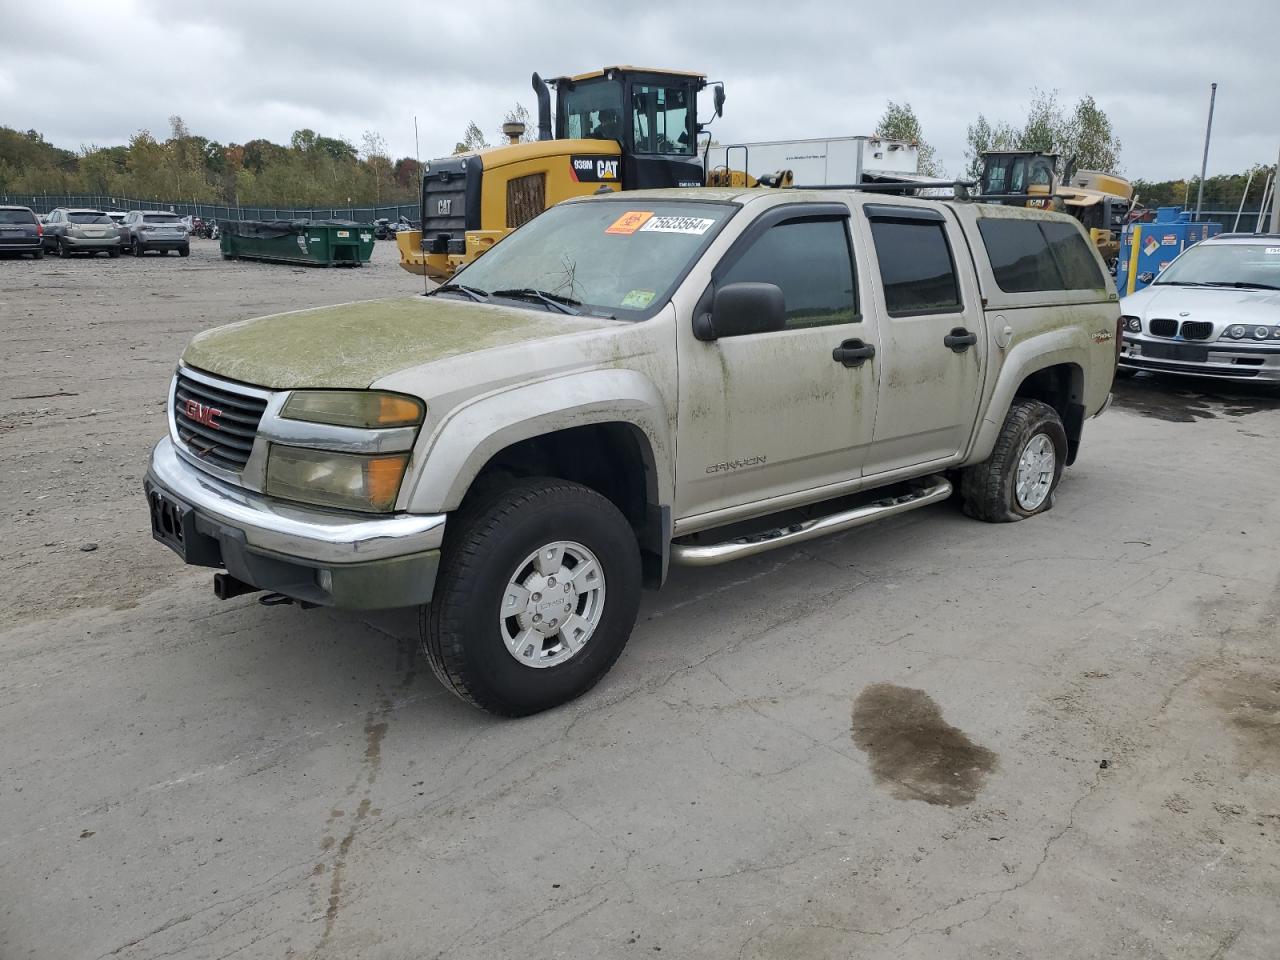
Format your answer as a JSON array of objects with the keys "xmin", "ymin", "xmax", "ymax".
[
  {"xmin": 630, "ymin": 85, "xmax": 693, "ymax": 155},
  {"xmin": 562, "ymin": 79, "xmax": 625, "ymax": 142}
]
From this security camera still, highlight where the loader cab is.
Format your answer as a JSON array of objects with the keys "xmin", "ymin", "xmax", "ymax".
[
  {"xmin": 552, "ymin": 67, "xmax": 709, "ymax": 189},
  {"xmin": 980, "ymin": 151, "xmax": 1059, "ymax": 199}
]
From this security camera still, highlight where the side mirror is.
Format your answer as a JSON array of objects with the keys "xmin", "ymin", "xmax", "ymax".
[
  {"xmin": 694, "ymin": 282, "xmax": 785, "ymax": 341},
  {"xmin": 713, "ymin": 84, "xmax": 726, "ymax": 118}
]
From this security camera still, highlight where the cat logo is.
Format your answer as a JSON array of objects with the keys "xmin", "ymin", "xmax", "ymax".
[
  {"xmin": 437, "ymin": 199, "xmax": 453, "ymax": 216},
  {"xmin": 569, "ymin": 155, "xmax": 621, "ymax": 183}
]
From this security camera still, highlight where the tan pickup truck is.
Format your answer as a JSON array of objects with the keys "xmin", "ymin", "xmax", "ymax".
[{"xmin": 145, "ymin": 188, "xmax": 1120, "ymax": 715}]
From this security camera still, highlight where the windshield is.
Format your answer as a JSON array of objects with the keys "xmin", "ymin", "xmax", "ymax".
[
  {"xmin": 143, "ymin": 214, "xmax": 182, "ymax": 224},
  {"xmin": 561, "ymin": 79, "xmax": 624, "ymax": 141},
  {"xmin": 69, "ymin": 212, "xmax": 112, "ymax": 224},
  {"xmin": 1155, "ymin": 243, "xmax": 1280, "ymax": 288},
  {"xmin": 449, "ymin": 200, "xmax": 736, "ymax": 317},
  {"xmin": 0, "ymin": 209, "xmax": 36, "ymax": 224}
]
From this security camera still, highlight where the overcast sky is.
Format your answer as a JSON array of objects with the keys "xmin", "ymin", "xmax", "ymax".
[{"xmin": 3, "ymin": 0, "xmax": 1276, "ymax": 184}]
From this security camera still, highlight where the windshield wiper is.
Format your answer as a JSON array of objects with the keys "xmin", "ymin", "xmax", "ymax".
[
  {"xmin": 1153, "ymin": 280, "xmax": 1209, "ymax": 286},
  {"xmin": 491, "ymin": 288, "xmax": 581, "ymax": 315},
  {"xmin": 432, "ymin": 282, "xmax": 489, "ymax": 302},
  {"xmin": 1200, "ymin": 280, "xmax": 1280, "ymax": 290}
]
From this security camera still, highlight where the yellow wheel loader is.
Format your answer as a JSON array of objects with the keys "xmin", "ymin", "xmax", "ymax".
[
  {"xmin": 399, "ymin": 67, "xmax": 727, "ymax": 280},
  {"xmin": 978, "ymin": 150, "xmax": 1134, "ymax": 261}
]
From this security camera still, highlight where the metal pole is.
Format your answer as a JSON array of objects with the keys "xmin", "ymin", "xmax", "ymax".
[
  {"xmin": 1194, "ymin": 82, "xmax": 1217, "ymax": 221},
  {"xmin": 416, "ymin": 115, "xmax": 429, "ymax": 297},
  {"xmin": 1257, "ymin": 172, "xmax": 1273, "ymax": 233},
  {"xmin": 1232, "ymin": 169, "xmax": 1254, "ymax": 231},
  {"xmin": 1271, "ymin": 146, "xmax": 1280, "ymax": 233}
]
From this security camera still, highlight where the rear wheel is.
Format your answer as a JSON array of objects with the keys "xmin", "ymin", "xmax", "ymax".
[
  {"xmin": 32, "ymin": 249, "xmax": 44, "ymax": 260},
  {"xmin": 961, "ymin": 399, "xmax": 1067, "ymax": 523},
  {"xmin": 422, "ymin": 479, "xmax": 641, "ymax": 716},
  {"xmin": 108, "ymin": 247, "xmax": 121, "ymax": 258},
  {"xmin": 57, "ymin": 238, "xmax": 69, "ymax": 258},
  {"xmin": 179, "ymin": 245, "xmax": 190, "ymax": 257},
  {"xmin": 133, "ymin": 239, "xmax": 144, "ymax": 256}
]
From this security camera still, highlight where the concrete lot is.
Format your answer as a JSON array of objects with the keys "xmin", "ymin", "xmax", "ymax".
[{"xmin": 1, "ymin": 241, "xmax": 1278, "ymax": 959}]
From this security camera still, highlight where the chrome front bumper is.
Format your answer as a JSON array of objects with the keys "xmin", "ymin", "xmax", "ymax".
[{"xmin": 145, "ymin": 438, "xmax": 446, "ymax": 608}]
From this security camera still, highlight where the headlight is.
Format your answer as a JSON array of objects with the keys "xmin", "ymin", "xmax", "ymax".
[
  {"xmin": 1254, "ymin": 326, "xmax": 1271, "ymax": 341},
  {"xmin": 1122, "ymin": 316, "xmax": 1142, "ymax": 333},
  {"xmin": 282, "ymin": 390, "xmax": 424, "ymax": 428},
  {"xmin": 1228, "ymin": 325, "xmax": 1246, "ymax": 339},
  {"xmin": 266, "ymin": 447, "xmax": 409, "ymax": 512}
]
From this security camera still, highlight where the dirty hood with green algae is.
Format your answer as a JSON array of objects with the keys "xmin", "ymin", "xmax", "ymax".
[{"xmin": 181, "ymin": 296, "xmax": 616, "ymax": 390}]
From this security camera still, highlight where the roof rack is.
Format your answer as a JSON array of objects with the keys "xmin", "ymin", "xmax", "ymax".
[
  {"xmin": 783, "ymin": 180, "xmax": 1067, "ymax": 206},
  {"xmin": 1215, "ymin": 231, "xmax": 1280, "ymax": 239}
]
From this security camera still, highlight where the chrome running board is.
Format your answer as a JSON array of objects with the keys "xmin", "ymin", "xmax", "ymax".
[{"xmin": 669, "ymin": 476, "xmax": 952, "ymax": 567}]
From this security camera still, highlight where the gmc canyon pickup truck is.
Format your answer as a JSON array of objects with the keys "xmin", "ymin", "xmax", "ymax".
[{"xmin": 145, "ymin": 188, "xmax": 1120, "ymax": 715}]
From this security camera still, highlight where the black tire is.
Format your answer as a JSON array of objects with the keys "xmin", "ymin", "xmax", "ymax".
[
  {"xmin": 133, "ymin": 239, "xmax": 144, "ymax": 256},
  {"xmin": 179, "ymin": 245, "xmax": 190, "ymax": 257},
  {"xmin": 57, "ymin": 238, "xmax": 69, "ymax": 258},
  {"xmin": 108, "ymin": 247, "xmax": 121, "ymax": 258},
  {"xmin": 422, "ymin": 478, "xmax": 642, "ymax": 717},
  {"xmin": 960, "ymin": 399, "xmax": 1067, "ymax": 523},
  {"xmin": 32, "ymin": 249, "xmax": 44, "ymax": 260}
]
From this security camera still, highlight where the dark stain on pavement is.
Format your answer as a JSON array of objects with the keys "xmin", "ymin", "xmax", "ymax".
[
  {"xmin": 851, "ymin": 683, "xmax": 998, "ymax": 807},
  {"xmin": 1111, "ymin": 375, "xmax": 1279, "ymax": 423},
  {"xmin": 1212, "ymin": 669, "xmax": 1280, "ymax": 771}
]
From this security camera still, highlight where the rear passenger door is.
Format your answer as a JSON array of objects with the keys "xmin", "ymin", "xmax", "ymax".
[{"xmin": 859, "ymin": 203, "xmax": 987, "ymax": 474}]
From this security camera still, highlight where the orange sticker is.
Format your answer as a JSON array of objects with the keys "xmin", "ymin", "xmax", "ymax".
[{"xmin": 606, "ymin": 211, "xmax": 653, "ymax": 235}]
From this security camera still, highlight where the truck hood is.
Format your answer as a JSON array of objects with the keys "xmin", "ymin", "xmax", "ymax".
[
  {"xmin": 181, "ymin": 296, "xmax": 616, "ymax": 389},
  {"xmin": 1121, "ymin": 283, "xmax": 1280, "ymax": 330}
]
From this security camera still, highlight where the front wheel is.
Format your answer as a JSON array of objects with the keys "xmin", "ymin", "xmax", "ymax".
[
  {"xmin": 960, "ymin": 399, "xmax": 1067, "ymax": 523},
  {"xmin": 57, "ymin": 239, "xmax": 69, "ymax": 258},
  {"xmin": 133, "ymin": 239, "xmax": 144, "ymax": 256},
  {"xmin": 422, "ymin": 479, "xmax": 642, "ymax": 716},
  {"xmin": 179, "ymin": 245, "xmax": 190, "ymax": 257}
]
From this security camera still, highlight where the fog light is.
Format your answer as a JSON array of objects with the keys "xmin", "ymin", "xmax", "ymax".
[{"xmin": 317, "ymin": 569, "xmax": 333, "ymax": 593}]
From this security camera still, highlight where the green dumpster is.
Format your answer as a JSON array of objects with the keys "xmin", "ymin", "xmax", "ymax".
[{"xmin": 219, "ymin": 220, "xmax": 375, "ymax": 267}]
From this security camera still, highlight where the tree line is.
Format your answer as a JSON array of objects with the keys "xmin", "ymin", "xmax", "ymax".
[{"xmin": 0, "ymin": 117, "xmax": 421, "ymax": 206}]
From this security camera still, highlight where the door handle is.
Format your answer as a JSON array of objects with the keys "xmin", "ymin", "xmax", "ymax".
[
  {"xmin": 832, "ymin": 339, "xmax": 875, "ymax": 367},
  {"xmin": 944, "ymin": 327, "xmax": 978, "ymax": 352}
]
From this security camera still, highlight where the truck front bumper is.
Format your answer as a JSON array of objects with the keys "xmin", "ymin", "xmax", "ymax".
[{"xmin": 144, "ymin": 438, "xmax": 445, "ymax": 609}]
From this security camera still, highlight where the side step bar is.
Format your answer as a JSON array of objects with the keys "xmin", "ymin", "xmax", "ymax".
[{"xmin": 669, "ymin": 476, "xmax": 953, "ymax": 567}]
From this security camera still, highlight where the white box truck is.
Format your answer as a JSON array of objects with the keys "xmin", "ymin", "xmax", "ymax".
[{"xmin": 704, "ymin": 136, "xmax": 919, "ymax": 186}]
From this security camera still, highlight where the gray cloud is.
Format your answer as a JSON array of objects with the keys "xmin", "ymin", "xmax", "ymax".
[{"xmin": 2, "ymin": 0, "xmax": 1275, "ymax": 184}]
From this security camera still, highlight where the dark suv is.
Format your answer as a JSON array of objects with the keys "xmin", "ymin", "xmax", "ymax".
[{"xmin": 0, "ymin": 205, "xmax": 44, "ymax": 259}]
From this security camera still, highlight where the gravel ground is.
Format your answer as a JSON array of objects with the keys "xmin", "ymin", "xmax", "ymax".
[{"xmin": 1, "ymin": 244, "xmax": 1279, "ymax": 959}]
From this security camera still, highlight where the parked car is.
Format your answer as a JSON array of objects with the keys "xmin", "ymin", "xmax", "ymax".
[
  {"xmin": 0, "ymin": 205, "xmax": 45, "ymax": 259},
  {"xmin": 144, "ymin": 189, "xmax": 1119, "ymax": 716},
  {"xmin": 124, "ymin": 210, "xmax": 190, "ymax": 256},
  {"xmin": 41, "ymin": 208, "xmax": 122, "ymax": 257},
  {"xmin": 1119, "ymin": 233, "xmax": 1280, "ymax": 381},
  {"xmin": 105, "ymin": 211, "xmax": 129, "ymax": 247}
]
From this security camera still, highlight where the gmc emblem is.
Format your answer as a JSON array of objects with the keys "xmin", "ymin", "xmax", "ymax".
[{"xmin": 184, "ymin": 398, "xmax": 222, "ymax": 429}]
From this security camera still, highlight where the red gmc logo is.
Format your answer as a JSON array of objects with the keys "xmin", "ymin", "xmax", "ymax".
[{"xmin": 184, "ymin": 398, "xmax": 222, "ymax": 429}]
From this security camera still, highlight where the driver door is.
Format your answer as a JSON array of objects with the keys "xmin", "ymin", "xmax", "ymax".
[{"xmin": 675, "ymin": 204, "xmax": 879, "ymax": 522}]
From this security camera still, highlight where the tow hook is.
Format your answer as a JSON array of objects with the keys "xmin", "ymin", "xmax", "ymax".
[{"xmin": 258, "ymin": 592, "xmax": 317, "ymax": 610}]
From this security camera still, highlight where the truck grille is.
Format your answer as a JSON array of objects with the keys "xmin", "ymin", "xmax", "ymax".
[
  {"xmin": 1148, "ymin": 318, "xmax": 1178, "ymax": 337},
  {"xmin": 1180, "ymin": 320, "xmax": 1213, "ymax": 340},
  {"xmin": 173, "ymin": 370, "xmax": 267, "ymax": 472}
]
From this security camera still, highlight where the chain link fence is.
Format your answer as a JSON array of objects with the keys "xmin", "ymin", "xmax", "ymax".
[{"xmin": 2, "ymin": 194, "xmax": 419, "ymax": 223}]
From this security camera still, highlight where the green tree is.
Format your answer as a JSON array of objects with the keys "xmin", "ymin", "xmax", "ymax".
[
  {"xmin": 964, "ymin": 90, "xmax": 1122, "ymax": 182},
  {"xmin": 875, "ymin": 101, "xmax": 942, "ymax": 177},
  {"xmin": 454, "ymin": 121, "xmax": 489, "ymax": 155}
]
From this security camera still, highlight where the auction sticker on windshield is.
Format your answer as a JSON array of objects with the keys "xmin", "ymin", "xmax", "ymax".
[
  {"xmin": 606, "ymin": 211, "xmax": 654, "ymax": 235},
  {"xmin": 640, "ymin": 216, "xmax": 716, "ymax": 235}
]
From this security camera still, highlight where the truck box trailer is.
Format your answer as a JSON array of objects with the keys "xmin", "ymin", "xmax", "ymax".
[{"xmin": 704, "ymin": 136, "xmax": 919, "ymax": 186}]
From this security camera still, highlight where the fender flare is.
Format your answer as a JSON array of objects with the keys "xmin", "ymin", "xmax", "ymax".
[
  {"xmin": 404, "ymin": 368, "xmax": 673, "ymax": 514},
  {"xmin": 968, "ymin": 331, "xmax": 1086, "ymax": 464}
]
